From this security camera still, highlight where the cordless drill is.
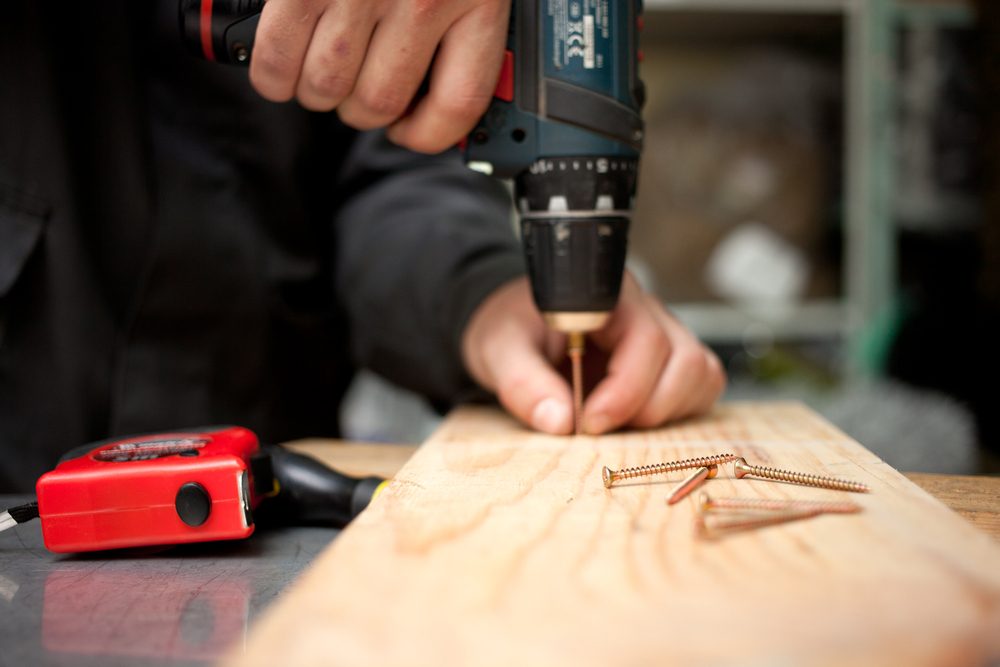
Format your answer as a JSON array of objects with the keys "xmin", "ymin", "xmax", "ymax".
[{"xmin": 179, "ymin": 0, "xmax": 645, "ymax": 431}]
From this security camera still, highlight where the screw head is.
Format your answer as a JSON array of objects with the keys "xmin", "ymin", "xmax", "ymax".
[
  {"xmin": 602, "ymin": 466, "xmax": 614, "ymax": 489},
  {"xmin": 706, "ymin": 465, "xmax": 719, "ymax": 479},
  {"xmin": 733, "ymin": 457, "xmax": 751, "ymax": 479}
]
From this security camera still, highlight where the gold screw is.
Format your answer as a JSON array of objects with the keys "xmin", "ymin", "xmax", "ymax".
[
  {"xmin": 698, "ymin": 492, "xmax": 861, "ymax": 515},
  {"xmin": 602, "ymin": 453, "xmax": 736, "ymax": 488},
  {"xmin": 666, "ymin": 466, "xmax": 717, "ymax": 505},
  {"xmin": 733, "ymin": 457, "xmax": 870, "ymax": 493},
  {"xmin": 695, "ymin": 508, "xmax": 821, "ymax": 537},
  {"xmin": 567, "ymin": 332, "xmax": 585, "ymax": 436}
]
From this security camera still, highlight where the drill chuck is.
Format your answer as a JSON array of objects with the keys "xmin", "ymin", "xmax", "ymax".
[{"xmin": 516, "ymin": 156, "xmax": 637, "ymax": 332}]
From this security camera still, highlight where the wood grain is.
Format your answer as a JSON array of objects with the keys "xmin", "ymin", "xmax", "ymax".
[
  {"xmin": 232, "ymin": 403, "xmax": 1000, "ymax": 667},
  {"xmin": 283, "ymin": 440, "xmax": 1000, "ymax": 541},
  {"xmin": 905, "ymin": 473, "xmax": 1000, "ymax": 539}
]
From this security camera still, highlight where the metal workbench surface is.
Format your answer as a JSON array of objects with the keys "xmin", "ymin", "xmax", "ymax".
[{"xmin": 0, "ymin": 495, "xmax": 337, "ymax": 667}]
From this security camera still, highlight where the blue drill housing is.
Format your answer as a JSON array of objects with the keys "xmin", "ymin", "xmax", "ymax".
[{"xmin": 465, "ymin": 0, "xmax": 644, "ymax": 178}]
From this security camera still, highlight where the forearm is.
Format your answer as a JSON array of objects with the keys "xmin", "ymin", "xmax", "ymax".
[{"xmin": 333, "ymin": 132, "xmax": 524, "ymax": 403}]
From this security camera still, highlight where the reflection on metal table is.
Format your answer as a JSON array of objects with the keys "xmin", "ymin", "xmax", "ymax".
[{"xmin": 0, "ymin": 493, "xmax": 337, "ymax": 667}]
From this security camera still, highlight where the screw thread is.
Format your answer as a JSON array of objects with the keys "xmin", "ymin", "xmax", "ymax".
[
  {"xmin": 745, "ymin": 464, "xmax": 869, "ymax": 493},
  {"xmin": 613, "ymin": 454, "xmax": 736, "ymax": 485}
]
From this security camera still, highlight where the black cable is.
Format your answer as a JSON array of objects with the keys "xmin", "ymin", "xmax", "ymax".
[{"xmin": 0, "ymin": 500, "xmax": 39, "ymax": 533}]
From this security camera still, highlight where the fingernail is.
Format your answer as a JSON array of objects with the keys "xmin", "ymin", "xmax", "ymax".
[
  {"xmin": 531, "ymin": 398, "xmax": 570, "ymax": 434},
  {"xmin": 583, "ymin": 413, "xmax": 612, "ymax": 435}
]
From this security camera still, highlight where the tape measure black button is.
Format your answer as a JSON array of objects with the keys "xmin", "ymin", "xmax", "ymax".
[{"xmin": 175, "ymin": 482, "xmax": 211, "ymax": 527}]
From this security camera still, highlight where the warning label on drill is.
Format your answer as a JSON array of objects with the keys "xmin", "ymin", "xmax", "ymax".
[
  {"xmin": 94, "ymin": 438, "xmax": 209, "ymax": 462},
  {"xmin": 548, "ymin": 0, "xmax": 610, "ymax": 71}
]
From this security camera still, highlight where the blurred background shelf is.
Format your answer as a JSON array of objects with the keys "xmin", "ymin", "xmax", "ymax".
[
  {"xmin": 896, "ymin": 1, "xmax": 974, "ymax": 27},
  {"xmin": 671, "ymin": 300, "xmax": 848, "ymax": 342},
  {"xmin": 634, "ymin": 0, "xmax": 976, "ymax": 376},
  {"xmin": 645, "ymin": 0, "xmax": 848, "ymax": 12},
  {"xmin": 644, "ymin": 0, "xmax": 974, "ymax": 23}
]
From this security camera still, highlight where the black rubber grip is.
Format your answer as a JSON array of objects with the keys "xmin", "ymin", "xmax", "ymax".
[
  {"xmin": 179, "ymin": 0, "xmax": 264, "ymax": 64},
  {"xmin": 255, "ymin": 446, "xmax": 384, "ymax": 528}
]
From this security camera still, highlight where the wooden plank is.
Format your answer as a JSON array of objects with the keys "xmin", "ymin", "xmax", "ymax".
[
  {"xmin": 284, "ymin": 440, "xmax": 1000, "ymax": 541},
  {"xmin": 283, "ymin": 440, "xmax": 419, "ymax": 481},
  {"xmin": 231, "ymin": 403, "xmax": 1000, "ymax": 667},
  {"xmin": 905, "ymin": 472, "xmax": 1000, "ymax": 540}
]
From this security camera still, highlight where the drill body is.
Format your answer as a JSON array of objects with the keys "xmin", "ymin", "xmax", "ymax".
[
  {"xmin": 180, "ymin": 0, "xmax": 644, "ymax": 334},
  {"xmin": 466, "ymin": 1, "xmax": 643, "ymax": 175},
  {"xmin": 465, "ymin": 0, "xmax": 644, "ymax": 333}
]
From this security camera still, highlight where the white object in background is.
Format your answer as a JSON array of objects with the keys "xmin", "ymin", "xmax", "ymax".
[
  {"xmin": 625, "ymin": 255, "xmax": 659, "ymax": 295},
  {"xmin": 705, "ymin": 222, "xmax": 808, "ymax": 304},
  {"xmin": 340, "ymin": 370, "xmax": 442, "ymax": 445},
  {"xmin": 0, "ymin": 573, "xmax": 19, "ymax": 603}
]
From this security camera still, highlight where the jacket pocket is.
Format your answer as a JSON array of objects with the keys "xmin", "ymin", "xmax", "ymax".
[{"xmin": 0, "ymin": 183, "xmax": 49, "ymax": 299}]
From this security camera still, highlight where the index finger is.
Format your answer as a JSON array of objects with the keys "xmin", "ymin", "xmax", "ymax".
[{"xmin": 250, "ymin": 0, "xmax": 322, "ymax": 101}]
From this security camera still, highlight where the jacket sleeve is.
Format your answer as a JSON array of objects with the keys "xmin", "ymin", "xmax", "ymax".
[{"xmin": 332, "ymin": 130, "xmax": 526, "ymax": 405}]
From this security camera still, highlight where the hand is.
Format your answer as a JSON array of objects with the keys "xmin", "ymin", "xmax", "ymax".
[
  {"xmin": 462, "ymin": 275, "xmax": 727, "ymax": 435},
  {"xmin": 249, "ymin": 0, "xmax": 510, "ymax": 153}
]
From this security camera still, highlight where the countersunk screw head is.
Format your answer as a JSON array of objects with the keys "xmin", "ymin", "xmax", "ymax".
[
  {"xmin": 733, "ymin": 457, "xmax": 752, "ymax": 479},
  {"xmin": 602, "ymin": 466, "xmax": 614, "ymax": 489}
]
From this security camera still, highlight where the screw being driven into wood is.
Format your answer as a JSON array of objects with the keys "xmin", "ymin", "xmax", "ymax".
[
  {"xmin": 567, "ymin": 332, "xmax": 585, "ymax": 435},
  {"xmin": 602, "ymin": 454, "xmax": 736, "ymax": 489},
  {"xmin": 732, "ymin": 457, "xmax": 870, "ymax": 493}
]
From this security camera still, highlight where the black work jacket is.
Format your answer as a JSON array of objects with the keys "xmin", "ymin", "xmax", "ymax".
[{"xmin": 0, "ymin": 3, "xmax": 523, "ymax": 491}]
